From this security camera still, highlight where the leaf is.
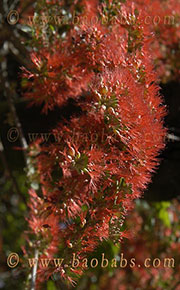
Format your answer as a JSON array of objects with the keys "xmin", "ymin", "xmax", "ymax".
[
  {"xmin": 74, "ymin": 153, "xmax": 88, "ymax": 173},
  {"xmin": 47, "ymin": 280, "xmax": 56, "ymax": 290}
]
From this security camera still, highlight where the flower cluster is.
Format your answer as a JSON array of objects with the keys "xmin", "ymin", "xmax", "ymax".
[{"xmin": 23, "ymin": 0, "xmax": 166, "ymax": 287}]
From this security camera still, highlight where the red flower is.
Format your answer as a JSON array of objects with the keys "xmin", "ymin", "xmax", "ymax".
[{"xmin": 24, "ymin": 0, "xmax": 167, "ymax": 286}]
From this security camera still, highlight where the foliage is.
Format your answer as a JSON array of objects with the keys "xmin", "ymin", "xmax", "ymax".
[{"xmin": 93, "ymin": 199, "xmax": 180, "ymax": 290}]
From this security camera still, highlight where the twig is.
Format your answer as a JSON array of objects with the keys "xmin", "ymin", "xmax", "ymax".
[
  {"xmin": 1, "ymin": 70, "xmax": 28, "ymax": 164},
  {"xmin": 167, "ymin": 133, "xmax": 180, "ymax": 142},
  {"xmin": 31, "ymin": 249, "xmax": 39, "ymax": 290}
]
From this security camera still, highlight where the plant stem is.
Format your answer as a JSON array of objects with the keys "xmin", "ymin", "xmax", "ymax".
[{"xmin": 31, "ymin": 249, "xmax": 39, "ymax": 290}]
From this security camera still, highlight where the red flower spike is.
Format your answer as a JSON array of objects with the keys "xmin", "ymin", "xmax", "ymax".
[{"xmin": 23, "ymin": 0, "xmax": 168, "ymax": 286}]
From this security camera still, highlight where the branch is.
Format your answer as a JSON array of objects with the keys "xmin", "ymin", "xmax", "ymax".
[{"xmin": 6, "ymin": 83, "xmax": 28, "ymax": 162}]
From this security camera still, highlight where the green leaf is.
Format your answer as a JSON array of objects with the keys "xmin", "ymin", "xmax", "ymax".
[
  {"xmin": 74, "ymin": 153, "xmax": 88, "ymax": 173},
  {"xmin": 159, "ymin": 209, "xmax": 171, "ymax": 227},
  {"xmin": 47, "ymin": 280, "xmax": 56, "ymax": 290},
  {"xmin": 154, "ymin": 201, "xmax": 171, "ymax": 227}
]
